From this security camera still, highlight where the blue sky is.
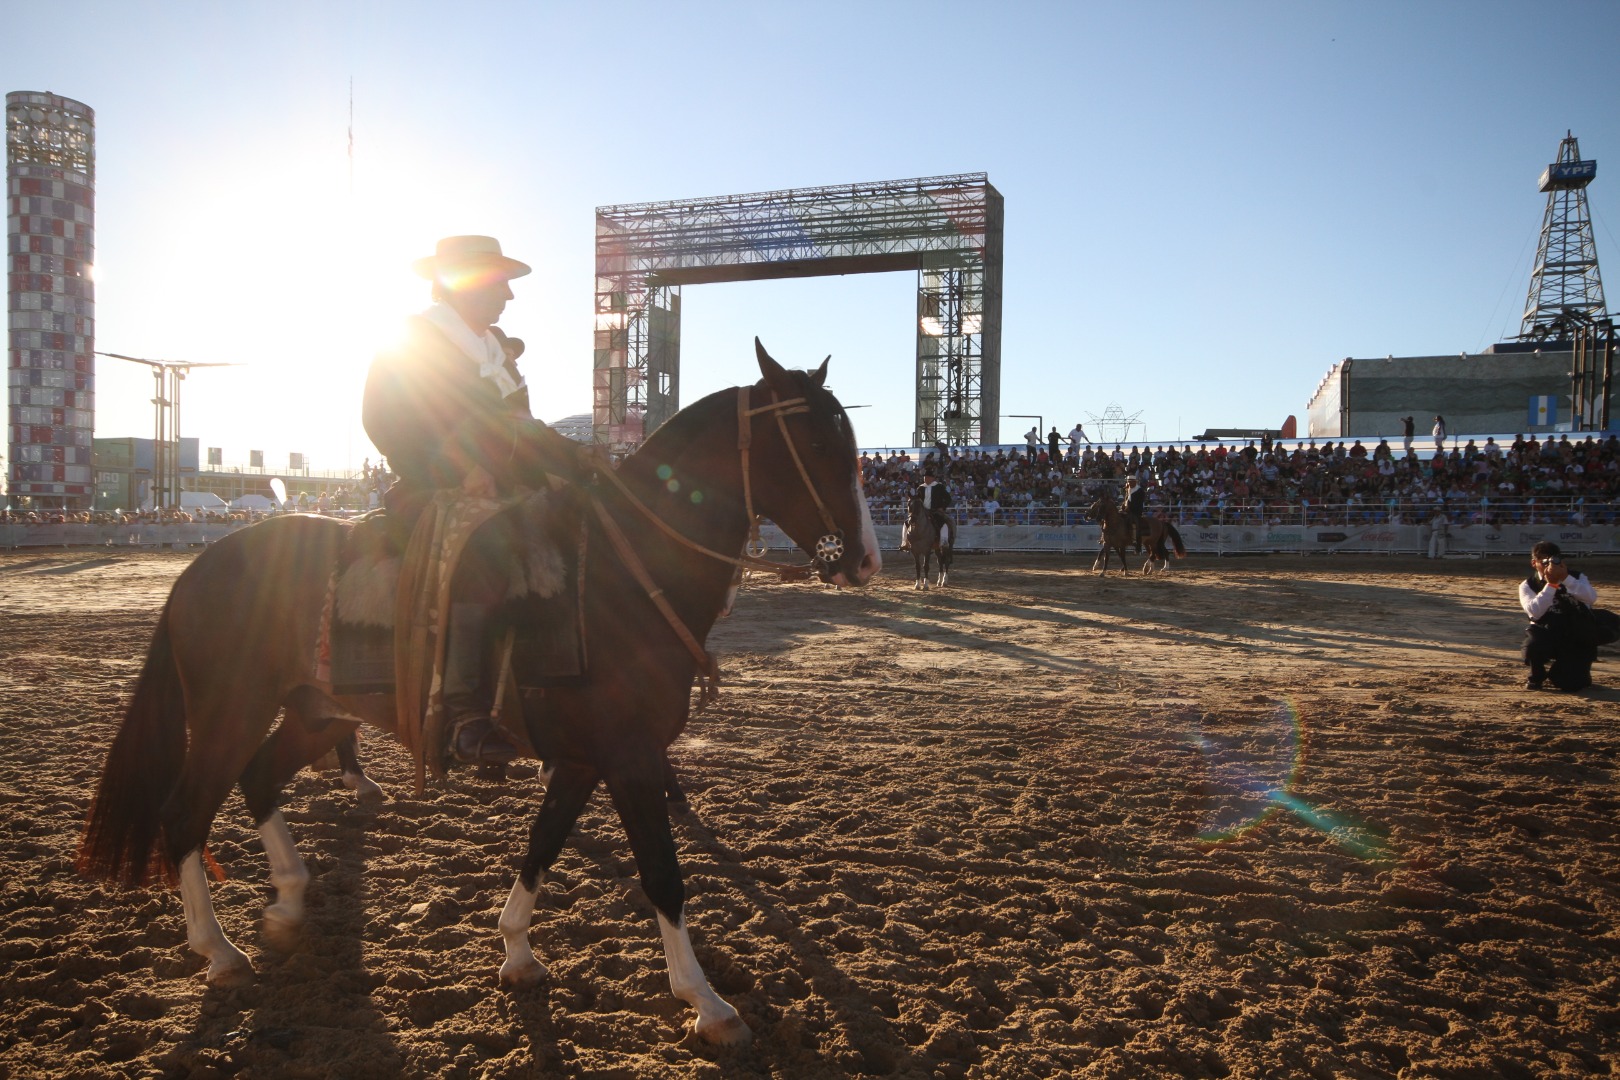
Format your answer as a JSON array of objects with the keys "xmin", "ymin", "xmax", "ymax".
[{"xmin": 11, "ymin": 1, "xmax": 1620, "ymax": 470}]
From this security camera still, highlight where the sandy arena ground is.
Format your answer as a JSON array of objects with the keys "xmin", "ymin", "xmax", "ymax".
[{"xmin": 1, "ymin": 548, "xmax": 1617, "ymax": 1079}]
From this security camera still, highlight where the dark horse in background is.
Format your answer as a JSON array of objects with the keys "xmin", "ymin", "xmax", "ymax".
[
  {"xmin": 1087, "ymin": 489, "xmax": 1185, "ymax": 575},
  {"xmin": 78, "ymin": 341, "xmax": 881, "ymax": 1046},
  {"xmin": 904, "ymin": 493, "xmax": 954, "ymax": 589}
]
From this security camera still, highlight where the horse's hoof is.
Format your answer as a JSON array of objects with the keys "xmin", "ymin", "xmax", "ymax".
[
  {"xmin": 262, "ymin": 906, "xmax": 302, "ymax": 947},
  {"xmin": 499, "ymin": 957, "xmax": 548, "ymax": 988},
  {"xmin": 694, "ymin": 1013, "xmax": 753, "ymax": 1047},
  {"xmin": 343, "ymin": 775, "xmax": 387, "ymax": 803},
  {"xmin": 205, "ymin": 951, "xmax": 255, "ymax": 988}
]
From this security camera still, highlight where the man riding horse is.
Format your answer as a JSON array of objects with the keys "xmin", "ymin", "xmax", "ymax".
[
  {"xmin": 902, "ymin": 466, "xmax": 953, "ymax": 551},
  {"xmin": 1124, "ymin": 476, "xmax": 1148, "ymax": 552},
  {"xmin": 362, "ymin": 235, "xmax": 593, "ymax": 767}
]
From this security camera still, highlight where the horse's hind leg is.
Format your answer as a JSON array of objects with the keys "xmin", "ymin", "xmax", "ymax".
[
  {"xmin": 335, "ymin": 730, "xmax": 386, "ymax": 802},
  {"xmin": 499, "ymin": 760, "xmax": 601, "ymax": 987},
  {"xmin": 176, "ymin": 851, "xmax": 253, "ymax": 987},
  {"xmin": 605, "ymin": 751, "xmax": 751, "ymax": 1046},
  {"xmin": 238, "ymin": 701, "xmax": 363, "ymax": 943},
  {"xmin": 166, "ymin": 758, "xmax": 260, "ymax": 985}
]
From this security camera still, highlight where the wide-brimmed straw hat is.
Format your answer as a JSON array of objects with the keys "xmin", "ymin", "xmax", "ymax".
[{"xmin": 413, "ymin": 235, "xmax": 532, "ymax": 282}]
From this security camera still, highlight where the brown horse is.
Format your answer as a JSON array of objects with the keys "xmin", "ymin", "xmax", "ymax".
[
  {"xmin": 904, "ymin": 493, "xmax": 954, "ymax": 589},
  {"xmin": 77, "ymin": 340, "xmax": 880, "ymax": 1046},
  {"xmin": 1086, "ymin": 489, "xmax": 1185, "ymax": 575}
]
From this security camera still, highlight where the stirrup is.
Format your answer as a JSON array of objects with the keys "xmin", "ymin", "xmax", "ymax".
[{"xmin": 450, "ymin": 714, "xmax": 518, "ymax": 766}]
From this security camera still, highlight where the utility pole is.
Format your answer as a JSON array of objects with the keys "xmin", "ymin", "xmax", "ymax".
[{"xmin": 96, "ymin": 353, "xmax": 239, "ymax": 508}]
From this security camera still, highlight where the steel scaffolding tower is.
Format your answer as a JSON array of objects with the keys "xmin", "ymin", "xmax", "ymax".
[
  {"xmin": 594, "ymin": 172, "xmax": 1002, "ymax": 450},
  {"xmin": 1519, "ymin": 132, "xmax": 1606, "ymax": 340}
]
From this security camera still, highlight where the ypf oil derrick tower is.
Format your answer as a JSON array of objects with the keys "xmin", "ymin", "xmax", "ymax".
[
  {"xmin": 1517, "ymin": 132, "xmax": 1614, "ymax": 430},
  {"xmin": 1519, "ymin": 131, "xmax": 1605, "ymax": 340}
]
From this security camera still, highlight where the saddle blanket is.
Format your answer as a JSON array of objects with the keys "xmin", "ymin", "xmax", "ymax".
[{"xmin": 319, "ymin": 492, "xmax": 586, "ymax": 696}]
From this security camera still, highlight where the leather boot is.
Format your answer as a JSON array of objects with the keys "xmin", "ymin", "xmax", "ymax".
[{"xmin": 444, "ymin": 602, "xmax": 518, "ymax": 766}]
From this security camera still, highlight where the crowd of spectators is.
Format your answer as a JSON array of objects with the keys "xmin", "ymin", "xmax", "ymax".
[
  {"xmin": 2, "ymin": 459, "xmax": 395, "ymax": 528},
  {"xmin": 3, "ymin": 506, "xmax": 276, "ymax": 526},
  {"xmin": 8, "ymin": 438, "xmax": 1618, "ymax": 532},
  {"xmin": 860, "ymin": 431, "xmax": 1620, "ymax": 528}
]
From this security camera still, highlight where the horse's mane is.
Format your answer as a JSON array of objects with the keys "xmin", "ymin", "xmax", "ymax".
[
  {"xmin": 625, "ymin": 369, "xmax": 837, "ymax": 476},
  {"xmin": 622, "ymin": 385, "xmax": 740, "ymax": 474}
]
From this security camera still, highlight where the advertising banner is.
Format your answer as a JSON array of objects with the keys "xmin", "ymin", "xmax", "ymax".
[{"xmin": 6, "ymin": 521, "xmax": 1619, "ymax": 558}]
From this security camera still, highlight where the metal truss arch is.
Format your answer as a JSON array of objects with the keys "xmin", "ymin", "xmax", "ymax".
[{"xmin": 594, "ymin": 173, "xmax": 1003, "ymax": 450}]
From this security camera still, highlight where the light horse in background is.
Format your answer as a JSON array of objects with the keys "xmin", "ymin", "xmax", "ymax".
[
  {"xmin": 1086, "ymin": 489, "xmax": 1186, "ymax": 575},
  {"xmin": 77, "ymin": 340, "xmax": 881, "ymax": 1047},
  {"xmin": 904, "ymin": 493, "xmax": 954, "ymax": 589}
]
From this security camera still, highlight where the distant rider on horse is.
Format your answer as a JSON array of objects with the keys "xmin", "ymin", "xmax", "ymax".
[
  {"xmin": 902, "ymin": 466, "xmax": 953, "ymax": 551},
  {"xmin": 363, "ymin": 235, "xmax": 593, "ymax": 767},
  {"xmin": 1124, "ymin": 477, "xmax": 1148, "ymax": 553}
]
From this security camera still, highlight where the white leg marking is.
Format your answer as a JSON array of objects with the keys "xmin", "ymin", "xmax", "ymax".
[
  {"xmin": 497, "ymin": 876, "xmax": 547, "ymax": 986},
  {"xmin": 340, "ymin": 769, "xmax": 386, "ymax": 802},
  {"xmin": 258, "ymin": 811, "xmax": 310, "ymax": 942},
  {"xmin": 657, "ymin": 911, "xmax": 751, "ymax": 1046},
  {"xmin": 178, "ymin": 852, "xmax": 253, "ymax": 985}
]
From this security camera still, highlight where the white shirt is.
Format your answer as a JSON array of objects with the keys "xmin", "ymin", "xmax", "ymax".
[
  {"xmin": 1520, "ymin": 570, "xmax": 1598, "ymax": 620},
  {"xmin": 422, "ymin": 303, "xmax": 524, "ymax": 400}
]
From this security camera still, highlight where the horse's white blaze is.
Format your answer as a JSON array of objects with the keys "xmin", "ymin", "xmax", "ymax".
[
  {"xmin": 258, "ymin": 811, "xmax": 309, "ymax": 933},
  {"xmin": 832, "ymin": 475, "xmax": 881, "ymax": 587},
  {"xmin": 657, "ymin": 911, "xmax": 750, "ymax": 1044},
  {"xmin": 178, "ymin": 852, "xmax": 251, "ymax": 983},
  {"xmin": 855, "ymin": 485, "xmax": 881, "ymax": 579},
  {"xmin": 497, "ymin": 877, "xmax": 547, "ymax": 985}
]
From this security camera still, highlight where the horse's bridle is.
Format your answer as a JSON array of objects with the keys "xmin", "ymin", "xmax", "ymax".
[
  {"xmin": 595, "ymin": 383, "xmax": 848, "ymax": 576},
  {"xmin": 587, "ymin": 383, "xmax": 853, "ymax": 705},
  {"xmin": 735, "ymin": 384, "xmax": 846, "ymax": 567}
]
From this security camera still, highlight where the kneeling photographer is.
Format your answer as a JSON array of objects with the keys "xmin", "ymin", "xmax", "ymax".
[{"xmin": 1519, "ymin": 541, "xmax": 1611, "ymax": 691}]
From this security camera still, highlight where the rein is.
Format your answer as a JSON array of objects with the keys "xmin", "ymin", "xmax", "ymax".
[{"xmin": 586, "ymin": 383, "xmax": 851, "ymax": 704}]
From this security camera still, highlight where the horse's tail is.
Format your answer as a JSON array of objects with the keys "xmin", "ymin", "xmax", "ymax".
[
  {"xmin": 78, "ymin": 606, "xmax": 188, "ymax": 887},
  {"xmin": 1165, "ymin": 521, "xmax": 1187, "ymax": 559}
]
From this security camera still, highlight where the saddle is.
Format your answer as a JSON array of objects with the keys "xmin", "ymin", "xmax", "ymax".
[{"xmin": 318, "ymin": 485, "xmax": 587, "ymax": 786}]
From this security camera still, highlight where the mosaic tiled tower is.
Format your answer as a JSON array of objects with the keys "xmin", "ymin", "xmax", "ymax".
[{"xmin": 7, "ymin": 91, "xmax": 95, "ymax": 508}]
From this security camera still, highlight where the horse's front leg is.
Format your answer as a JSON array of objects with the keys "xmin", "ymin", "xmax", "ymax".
[
  {"xmin": 499, "ymin": 761, "xmax": 601, "ymax": 987},
  {"xmin": 606, "ymin": 751, "xmax": 751, "ymax": 1046}
]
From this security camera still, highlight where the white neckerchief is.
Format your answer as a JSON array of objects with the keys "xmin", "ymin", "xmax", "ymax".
[{"xmin": 422, "ymin": 303, "xmax": 524, "ymax": 400}]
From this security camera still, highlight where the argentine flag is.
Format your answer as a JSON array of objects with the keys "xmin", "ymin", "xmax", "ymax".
[{"xmin": 1529, "ymin": 395, "xmax": 1556, "ymax": 427}]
